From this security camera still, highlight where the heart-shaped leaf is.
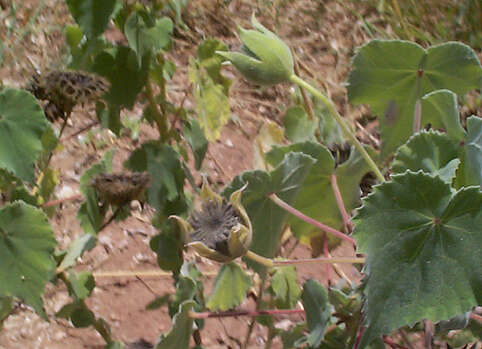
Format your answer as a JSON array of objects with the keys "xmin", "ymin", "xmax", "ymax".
[
  {"xmin": 353, "ymin": 171, "xmax": 482, "ymax": 347},
  {"xmin": 0, "ymin": 88, "xmax": 49, "ymax": 183},
  {"xmin": 206, "ymin": 262, "xmax": 251, "ymax": 311},
  {"xmin": 347, "ymin": 40, "xmax": 481, "ymax": 157},
  {"xmin": 0, "ymin": 202, "xmax": 57, "ymax": 319}
]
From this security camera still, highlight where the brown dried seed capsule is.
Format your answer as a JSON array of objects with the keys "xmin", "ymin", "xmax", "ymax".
[
  {"xmin": 26, "ymin": 70, "xmax": 110, "ymax": 121},
  {"xmin": 91, "ymin": 172, "xmax": 151, "ymax": 207}
]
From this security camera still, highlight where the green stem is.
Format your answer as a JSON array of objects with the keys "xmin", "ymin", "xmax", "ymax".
[{"xmin": 289, "ymin": 74, "xmax": 384, "ymax": 182}]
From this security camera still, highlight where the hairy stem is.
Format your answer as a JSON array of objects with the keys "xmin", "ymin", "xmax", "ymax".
[
  {"xmin": 289, "ymin": 74, "xmax": 384, "ymax": 182},
  {"xmin": 244, "ymin": 250, "xmax": 365, "ymax": 267},
  {"xmin": 269, "ymin": 193, "xmax": 356, "ymax": 245}
]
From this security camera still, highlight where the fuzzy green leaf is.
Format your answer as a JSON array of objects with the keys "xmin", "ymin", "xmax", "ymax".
[
  {"xmin": 353, "ymin": 171, "xmax": 482, "ymax": 347},
  {"xmin": 67, "ymin": 271, "xmax": 95, "ymax": 300},
  {"xmin": 348, "ymin": 40, "xmax": 481, "ymax": 157},
  {"xmin": 57, "ymin": 234, "xmax": 97, "ymax": 272},
  {"xmin": 124, "ymin": 12, "xmax": 173, "ymax": 61},
  {"xmin": 270, "ymin": 266, "xmax": 301, "ymax": 309},
  {"xmin": 391, "ymin": 130, "xmax": 461, "ymax": 183},
  {"xmin": 283, "ymin": 106, "xmax": 317, "ymax": 143},
  {"xmin": 299, "ymin": 280, "xmax": 330, "ymax": 347},
  {"xmin": 421, "ymin": 90, "xmax": 465, "ymax": 141},
  {"xmin": 0, "ymin": 202, "xmax": 57, "ymax": 319},
  {"xmin": 93, "ymin": 46, "xmax": 149, "ymax": 109},
  {"xmin": 206, "ymin": 262, "xmax": 251, "ymax": 311},
  {"xmin": 223, "ymin": 152, "xmax": 316, "ymax": 272},
  {"xmin": 0, "ymin": 88, "xmax": 48, "ymax": 183}
]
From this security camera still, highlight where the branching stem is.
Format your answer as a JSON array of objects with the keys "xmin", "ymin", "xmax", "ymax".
[{"xmin": 330, "ymin": 174, "xmax": 353, "ymax": 233}]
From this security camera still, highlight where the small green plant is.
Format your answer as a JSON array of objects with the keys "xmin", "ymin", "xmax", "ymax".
[{"xmin": 0, "ymin": 5, "xmax": 481, "ymax": 349}]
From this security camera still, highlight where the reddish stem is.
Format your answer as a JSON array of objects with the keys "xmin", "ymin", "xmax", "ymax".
[
  {"xmin": 323, "ymin": 233, "xmax": 331, "ymax": 285},
  {"xmin": 352, "ymin": 323, "xmax": 364, "ymax": 349},
  {"xmin": 190, "ymin": 308, "xmax": 305, "ymax": 319},
  {"xmin": 42, "ymin": 194, "xmax": 83, "ymax": 208},
  {"xmin": 470, "ymin": 312, "xmax": 482, "ymax": 323},
  {"xmin": 63, "ymin": 120, "xmax": 99, "ymax": 141},
  {"xmin": 330, "ymin": 174, "xmax": 353, "ymax": 233},
  {"xmin": 269, "ymin": 193, "xmax": 356, "ymax": 245}
]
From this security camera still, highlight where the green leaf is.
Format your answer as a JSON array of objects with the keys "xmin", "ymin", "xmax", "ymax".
[
  {"xmin": 223, "ymin": 152, "xmax": 316, "ymax": 272},
  {"xmin": 57, "ymin": 234, "xmax": 97, "ymax": 272},
  {"xmin": 206, "ymin": 262, "xmax": 251, "ymax": 311},
  {"xmin": 93, "ymin": 46, "xmax": 149, "ymax": 109},
  {"xmin": 347, "ymin": 40, "xmax": 482, "ymax": 157},
  {"xmin": 77, "ymin": 150, "xmax": 113, "ymax": 234},
  {"xmin": 66, "ymin": 0, "xmax": 116, "ymax": 38},
  {"xmin": 125, "ymin": 141, "xmax": 187, "ymax": 215},
  {"xmin": 0, "ymin": 296, "xmax": 13, "ymax": 330},
  {"xmin": 353, "ymin": 171, "xmax": 482, "ymax": 347},
  {"xmin": 150, "ymin": 222, "xmax": 183, "ymax": 273},
  {"xmin": 67, "ymin": 271, "xmax": 95, "ymax": 300},
  {"xmin": 183, "ymin": 119, "xmax": 208, "ymax": 170},
  {"xmin": 299, "ymin": 279, "xmax": 330, "ymax": 347},
  {"xmin": 281, "ymin": 323, "xmax": 306, "ymax": 349},
  {"xmin": 267, "ymin": 142, "xmax": 370, "ymax": 247},
  {"xmin": 124, "ymin": 12, "xmax": 173, "ymax": 61},
  {"xmin": 196, "ymin": 38, "xmax": 231, "ymax": 94},
  {"xmin": 283, "ymin": 106, "xmax": 317, "ymax": 143},
  {"xmin": 463, "ymin": 116, "xmax": 482, "ymax": 187},
  {"xmin": 146, "ymin": 294, "xmax": 170, "ymax": 310},
  {"xmin": 96, "ymin": 102, "xmax": 122, "ymax": 136},
  {"xmin": 71, "ymin": 307, "xmax": 95, "ymax": 328},
  {"xmin": 270, "ymin": 266, "xmax": 301, "ymax": 309},
  {"xmin": 0, "ymin": 88, "xmax": 48, "ymax": 182},
  {"xmin": 0, "ymin": 202, "xmax": 57, "ymax": 319},
  {"xmin": 155, "ymin": 300, "xmax": 195, "ymax": 349},
  {"xmin": 391, "ymin": 130, "xmax": 461, "ymax": 183},
  {"xmin": 189, "ymin": 41, "xmax": 231, "ymax": 141},
  {"xmin": 421, "ymin": 90, "xmax": 466, "ymax": 141},
  {"xmin": 65, "ymin": 25, "xmax": 83, "ymax": 50}
]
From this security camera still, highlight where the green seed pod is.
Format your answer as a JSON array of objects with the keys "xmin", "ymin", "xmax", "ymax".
[
  {"xmin": 170, "ymin": 180, "xmax": 252, "ymax": 263},
  {"xmin": 216, "ymin": 15, "xmax": 293, "ymax": 86}
]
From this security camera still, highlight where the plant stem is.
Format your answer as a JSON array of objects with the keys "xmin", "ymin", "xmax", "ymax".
[
  {"xmin": 289, "ymin": 74, "xmax": 384, "ymax": 182},
  {"xmin": 92, "ymin": 270, "xmax": 218, "ymax": 278},
  {"xmin": 190, "ymin": 308, "xmax": 304, "ymax": 319},
  {"xmin": 413, "ymin": 99, "xmax": 421, "ymax": 134},
  {"xmin": 330, "ymin": 174, "xmax": 353, "ymax": 233},
  {"xmin": 269, "ymin": 193, "xmax": 356, "ymax": 245},
  {"xmin": 244, "ymin": 250, "xmax": 365, "ymax": 267},
  {"xmin": 145, "ymin": 78, "xmax": 169, "ymax": 142}
]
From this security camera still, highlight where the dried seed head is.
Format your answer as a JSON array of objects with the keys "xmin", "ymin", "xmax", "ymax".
[
  {"xmin": 26, "ymin": 70, "xmax": 110, "ymax": 121},
  {"xmin": 170, "ymin": 181, "xmax": 252, "ymax": 263},
  {"xmin": 92, "ymin": 172, "xmax": 151, "ymax": 207},
  {"xmin": 188, "ymin": 199, "xmax": 241, "ymax": 256}
]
